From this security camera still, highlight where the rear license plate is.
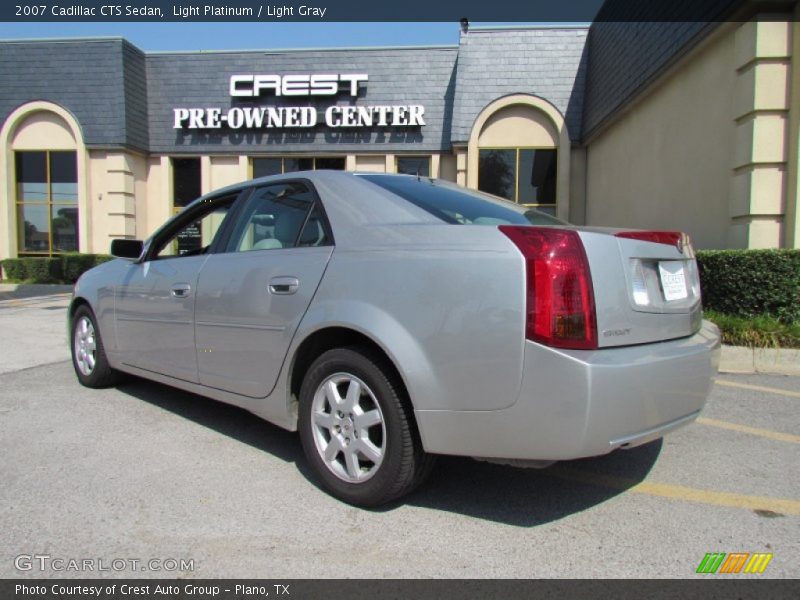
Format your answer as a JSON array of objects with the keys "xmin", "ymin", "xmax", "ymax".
[{"xmin": 659, "ymin": 261, "xmax": 688, "ymax": 301}]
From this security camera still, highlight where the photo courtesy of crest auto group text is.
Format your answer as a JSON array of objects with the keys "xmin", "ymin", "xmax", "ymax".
[{"xmin": 0, "ymin": 0, "xmax": 798, "ymax": 595}]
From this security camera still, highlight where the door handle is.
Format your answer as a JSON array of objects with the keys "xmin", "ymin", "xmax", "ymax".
[
  {"xmin": 268, "ymin": 276, "xmax": 300, "ymax": 295},
  {"xmin": 170, "ymin": 283, "xmax": 192, "ymax": 298}
]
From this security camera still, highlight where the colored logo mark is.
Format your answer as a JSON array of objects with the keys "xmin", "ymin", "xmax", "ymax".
[{"xmin": 696, "ymin": 552, "xmax": 773, "ymax": 574}]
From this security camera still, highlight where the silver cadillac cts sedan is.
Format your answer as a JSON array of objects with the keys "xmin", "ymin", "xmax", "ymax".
[{"xmin": 69, "ymin": 171, "xmax": 720, "ymax": 506}]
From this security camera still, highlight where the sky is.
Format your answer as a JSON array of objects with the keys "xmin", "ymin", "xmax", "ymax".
[
  {"xmin": 0, "ymin": 22, "xmax": 532, "ymax": 51},
  {"xmin": 0, "ymin": 19, "xmax": 585, "ymax": 233}
]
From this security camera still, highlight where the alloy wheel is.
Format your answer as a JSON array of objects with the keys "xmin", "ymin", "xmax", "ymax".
[
  {"xmin": 73, "ymin": 315, "xmax": 97, "ymax": 376},
  {"xmin": 310, "ymin": 372, "xmax": 386, "ymax": 483}
]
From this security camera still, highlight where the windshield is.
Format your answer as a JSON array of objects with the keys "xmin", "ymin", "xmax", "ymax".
[{"xmin": 360, "ymin": 174, "xmax": 567, "ymax": 226}]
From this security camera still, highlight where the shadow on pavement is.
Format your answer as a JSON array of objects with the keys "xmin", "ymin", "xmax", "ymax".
[
  {"xmin": 403, "ymin": 442, "xmax": 662, "ymax": 526},
  {"xmin": 117, "ymin": 376, "xmax": 303, "ymax": 465},
  {"xmin": 117, "ymin": 375, "xmax": 662, "ymax": 527}
]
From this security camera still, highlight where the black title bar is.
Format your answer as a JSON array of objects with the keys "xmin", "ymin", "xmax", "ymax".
[
  {"xmin": 2, "ymin": 0, "xmax": 796, "ymax": 23},
  {"xmin": 4, "ymin": 579, "xmax": 800, "ymax": 600}
]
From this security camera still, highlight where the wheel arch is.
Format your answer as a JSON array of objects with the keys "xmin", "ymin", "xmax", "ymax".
[
  {"xmin": 68, "ymin": 295, "xmax": 91, "ymax": 321},
  {"xmin": 288, "ymin": 326, "xmax": 412, "ymax": 413},
  {"xmin": 67, "ymin": 296, "xmax": 93, "ymax": 339},
  {"xmin": 68, "ymin": 293, "xmax": 115, "ymax": 356}
]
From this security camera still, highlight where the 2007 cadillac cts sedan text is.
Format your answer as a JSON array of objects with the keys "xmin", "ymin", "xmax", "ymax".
[{"xmin": 69, "ymin": 172, "xmax": 721, "ymax": 506}]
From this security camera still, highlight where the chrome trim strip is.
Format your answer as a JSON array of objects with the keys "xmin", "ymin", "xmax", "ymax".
[
  {"xmin": 195, "ymin": 320, "xmax": 285, "ymax": 332},
  {"xmin": 116, "ymin": 316, "xmax": 192, "ymax": 325}
]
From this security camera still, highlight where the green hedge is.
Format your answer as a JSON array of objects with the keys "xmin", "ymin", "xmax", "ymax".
[
  {"xmin": 1, "ymin": 254, "xmax": 113, "ymax": 284},
  {"xmin": 61, "ymin": 253, "xmax": 98, "ymax": 283},
  {"xmin": 1, "ymin": 259, "xmax": 26, "ymax": 281},
  {"xmin": 21, "ymin": 257, "xmax": 63, "ymax": 283},
  {"xmin": 696, "ymin": 249, "xmax": 800, "ymax": 323}
]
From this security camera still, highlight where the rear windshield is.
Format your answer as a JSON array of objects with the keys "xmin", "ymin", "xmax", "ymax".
[{"xmin": 360, "ymin": 174, "xmax": 567, "ymax": 226}]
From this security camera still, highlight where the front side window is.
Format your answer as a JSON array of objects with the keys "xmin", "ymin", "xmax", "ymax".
[
  {"xmin": 478, "ymin": 148, "xmax": 557, "ymax": 215},
  {"xmin": 152, "ymin": 197, "xmax": 235, "ymax": 260},
  {"xmin": 252, "ymin": 157, "xmax": 345, "ymax": 178},
  {"xmin": 228, "ymin": 182, "xmax": 328, "ymax": 252},
  {"xmin": 16, "ymin": 151, "xmax": 78, "ymax": 255}
]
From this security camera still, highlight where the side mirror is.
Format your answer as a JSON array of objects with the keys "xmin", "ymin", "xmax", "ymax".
[{"xmin": 110, "ymin": 239, "xmax": 144, "ymax": 260}]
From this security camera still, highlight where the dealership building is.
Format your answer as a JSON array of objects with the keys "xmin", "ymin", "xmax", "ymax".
[{"xmin": 1, "ymin": 3, "xmax": 800, "ymax": 260}]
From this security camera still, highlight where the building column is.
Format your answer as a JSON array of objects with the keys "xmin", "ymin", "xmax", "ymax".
[
  {"xmin": 729, "ymin": 19, "xmax": 792, "ymax": 248},
  {"xmin": 454, "ymin": 146, "xmax": 467, "ymax": 186},
  {"xmin": 784, "ymin": 10, "xmax": 800, "ymax": 249},
  {"xmin": 200, "ymin": 155, "xmax": 212, "ymax": 195},
  {"xmin": 102, "ymin": 152, "xmax": 138, "ymax": 240},
  {"xmin": 431, "ymin": 154, "xmax": 441, "ymax": 178},
  {"xmin": 160, "ymin": 156, "xmax": 172, "ymax": 217}
]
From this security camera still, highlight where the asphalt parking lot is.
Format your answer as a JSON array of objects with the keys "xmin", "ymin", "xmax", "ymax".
[{"xmin": 0, "ymin": 291, "xmax": 797, "ymax": 578}]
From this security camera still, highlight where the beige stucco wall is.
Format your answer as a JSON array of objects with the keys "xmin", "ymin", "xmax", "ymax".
[
  {"xmin": 355, "ymin": 155, "xmax": 386, "ymax": 172},
  {"xmin": 207, "ymin": 155, "xmax": 247, "ymax": 191},
  {"xmin": 440, "ymin": 154, "xmax": 457, "ymax": 182},
  {"xmin": 477, "ymin": 104, "xmax": 559, "ymax": 148},
  {"xmin": 585, "ymin": 19, "xmax": 796, "ymax": 249},
  {"xmin": 11, "ymin": 112, "xmax": 76, "ymax": 149},
  {"xmin": 569, "ymin": 147, "xmax": 587, "ymax": 225},
  {"xmin": 585, "ymin": 26, "xmax": 738, "ymax": 249}
]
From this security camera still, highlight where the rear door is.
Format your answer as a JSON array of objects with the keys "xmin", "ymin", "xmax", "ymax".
[
  {"xmin": 194, "ymin": 181, "xmax": 334, "ymax": 397},
  {"xmin": 114, "ymin": 193, "xmax": 239, "ymax": 381}
]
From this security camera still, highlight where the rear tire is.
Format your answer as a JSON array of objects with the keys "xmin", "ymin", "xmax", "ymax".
[
  {"xmin": 70, "ymin": 305, "xmax": 122, "ymax": 389},
  {"xmin": 298, "ymin": 346, "xmax": 435, "ymax": 507}
]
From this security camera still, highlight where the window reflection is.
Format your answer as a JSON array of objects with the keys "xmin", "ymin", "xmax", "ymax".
[
  {"xmin": 478, "ymin": 148, "xmax": 557, "ymax": 212},
  {"xmin": 252, "ymin": 156, "xmax": 345, "ymax": 177}
]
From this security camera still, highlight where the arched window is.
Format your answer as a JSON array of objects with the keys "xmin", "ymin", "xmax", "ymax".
[
  {"xmin": 4, "ymin": 107, "xmax": 83, "ymax": 256},
  {"xmin": 468, "ymin": 95, "xmax": 571, "ymax": 221},
  {"xmin": 15, "ymin": 150, "xmax": 78, "ymax": 254}
]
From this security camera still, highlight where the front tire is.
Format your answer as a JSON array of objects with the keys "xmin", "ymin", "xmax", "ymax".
[
  {"xmin": 70, "ymin": 305, "xmax": 121, "ymax": 388},
  {"xmin": 298, "ymin": 346, "xmax": 434, "ymax": 507}
]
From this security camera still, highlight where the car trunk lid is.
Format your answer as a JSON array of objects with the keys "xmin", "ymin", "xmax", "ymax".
[{"xmin": 577, "ymin": 228, "xmax": 703, "ymax": 348}]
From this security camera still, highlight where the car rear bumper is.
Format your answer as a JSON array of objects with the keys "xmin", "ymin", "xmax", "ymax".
[{"xmin": 415, "ymin": 319, "xmax": 720, "ymax": 460}]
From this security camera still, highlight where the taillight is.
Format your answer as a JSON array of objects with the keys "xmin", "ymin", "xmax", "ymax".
[{"xmin": 499, "ymin": 226, "xmax": 598, "ymax": 350}]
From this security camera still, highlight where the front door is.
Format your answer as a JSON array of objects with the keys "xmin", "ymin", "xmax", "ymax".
[
  {"xmin": 115, "ymin": 194, "xmax": 238, "ymax": 382},
  {"xmin": 194, "ymin": 181, "xmax": 334, "ymax": 397}
]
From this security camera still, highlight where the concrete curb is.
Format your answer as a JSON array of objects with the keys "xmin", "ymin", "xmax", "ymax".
[{"xmin": 720, "ymin": 345, "xmax": 800, "ymax": 376}]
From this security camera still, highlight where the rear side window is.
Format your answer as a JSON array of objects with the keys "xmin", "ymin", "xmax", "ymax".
[
  {"xmin": 360, "ymin": 174, "xmax": 567, "ymax": 226},
  {"xmin": 227, "ymin": 182, "xmax": 329, "ymax": 252}
]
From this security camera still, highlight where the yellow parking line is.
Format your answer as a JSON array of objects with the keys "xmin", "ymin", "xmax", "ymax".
[
  {"xmin": 549, "ymin": 467, "xmax": 800, "ymax": 516},
  {"xmin": 715, "ymin": 379, "xmax": 800, "ymax": 399},
  {"xmin": 696, "ymin": 417, "xmax": 800, "ymax": 444}
]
